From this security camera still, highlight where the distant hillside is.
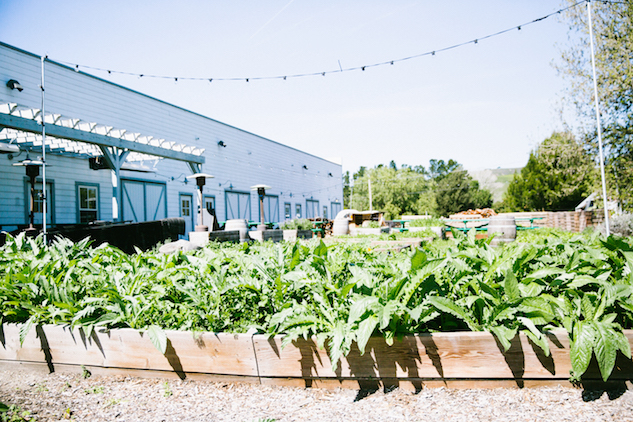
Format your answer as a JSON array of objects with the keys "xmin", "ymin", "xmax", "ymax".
[{"xmin": 469, "ymin": 168, "xmax": 521, "ymax": 203}]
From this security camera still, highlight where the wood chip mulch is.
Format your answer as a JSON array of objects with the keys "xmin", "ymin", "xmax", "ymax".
[{"xmin": 1, "ymin": 371, "xmax": 632, "ymax": 421}]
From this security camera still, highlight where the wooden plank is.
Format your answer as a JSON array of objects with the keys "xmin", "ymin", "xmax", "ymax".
[
  {"xmin": 0, "ymin": 324, "xmax": 258, "ymax": 377},
  {"xmin": 2, "ymin": 325, "xmax": 632, "ymax": 389},
  {"xmin": 0, "ymin": 360, "xmax": 261, "ymax": 384},
  {"xmin": 253, "ymin": 331, "xmax": 633, "ymax": 381}
]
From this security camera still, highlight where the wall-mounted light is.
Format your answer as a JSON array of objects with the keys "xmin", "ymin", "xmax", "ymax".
[
  {"xmin": 302, "ymin": 165, "xmax": 308, "ymax": 170},
  {"xmin": 217, "ymin": 140, "xmax": 226, "ymax": 147},
  {"xmin": 328, "ymin": 172, "xmax": 333, "ymax": 177},
  {"xmin": 6, "ymin": 79, "xmax": 23, "ymax": 92}
]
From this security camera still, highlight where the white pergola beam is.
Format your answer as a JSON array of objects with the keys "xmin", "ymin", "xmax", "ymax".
[{"xmin": 0, "ymin": 113, "xmax": 205, "ymax": 165}]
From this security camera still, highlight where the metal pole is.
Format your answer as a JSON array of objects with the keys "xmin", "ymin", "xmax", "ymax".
[
  {"xmin": 40, "ymin": 55, "xmax": 47, "ymax": 243},
  {"xmin": 350, "ymin": 181, "xmax": 354, "ymax": 209},
  {"xmin": 587, "ymin": 1, "xmax": 610, "ymax": 235}
]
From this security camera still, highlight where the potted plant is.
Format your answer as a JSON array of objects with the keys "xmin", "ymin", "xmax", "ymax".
[{"xmin": 280, "ymin": 219, "xmax": 314, "ymax": 241}]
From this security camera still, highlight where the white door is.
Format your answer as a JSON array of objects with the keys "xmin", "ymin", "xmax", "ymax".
[{"xmin": 179, "ymin": 193, "xmax": 194, "ymax": 234}]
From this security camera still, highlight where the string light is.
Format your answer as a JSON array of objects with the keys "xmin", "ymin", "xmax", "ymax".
[{"xmin": 55, "ymin": 1, "xmax": 589, "ymax": 84}]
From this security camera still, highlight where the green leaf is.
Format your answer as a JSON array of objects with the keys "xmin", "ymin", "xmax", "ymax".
[
  {"xmin": 517, "ymin": 316, "xmax": 550, "ymax": 356},
  {"xmin": 348, "ymin": 297, "xmax": 379, "ymax": 324},
  {"xmin": 289, "ymin": 244, "xmax": 302, "ymax": 271},
  {"xmin": 594, "ymin": 322, "xmax": 618, "ymax": 382},
  {"xmin": 518, "ymin": 282, "xmax": 544, "ymax": 298},
  {"xmin": 615, "ymin": 331, "xmax": 632, "ymax": 359},
  {"xmin": 622, "ymin": 251, "xmax": 633, "ymax": 273},
  {"xmin": 581, "ymin": 295, "xmax": 596, "ymax": 320},
  {"xmin": 355, "ymin": 315, "xmax": 378, "ymax": 355},
  {"xmin": 522, "ymin": 328, "xmax": 550, "ymax": 357},
  {"xmin": 490, "ymin": 325, "xmax": 517, "ymax": 352},
  {"xmin": 314, "ymin": 241, "xmax": 328, "ymax": 257},
  {"xmin": 504, "ymin": 269, "xmax": 520, "ymax": 302},
  {"xmin": 428, "ymin": 296, "xmax": 480, "ymax": 331},
  {"xmin": 570, "ymin": 322, "xmax": 595, "ymax": 377},
  {"xmin": 410, "ymin": 249, "xmax": 427, "ymax": 273},
  {"xmin": 377, "ymin": 301, "xmax": 400, "ymax": 330},
  {"xmin": 568, "ymin": 275, "xmax": 605, "ymax": 289},
  {"xmin": 19, "ymin": 316, "xmax": 37, "ymax": 346},
  {"xmin": 147, "ymin": 325, "xmax": 167, "ymax": 354},
  {"xmin": 524, "ymin": 267, "xmax": 564, "ymax": 282}
]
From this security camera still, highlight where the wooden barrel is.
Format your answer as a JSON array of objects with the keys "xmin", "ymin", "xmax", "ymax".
[
  {"xmin": 332, "ymin": 218, "xmax": 349, "ymax": 236},
  {"xmin": 487, "ymin": 216, "xmax": 516, "ymax": 247},
  {"xmin": 224, "ymin": 219, "xmax": 248, "ymax": 242}
]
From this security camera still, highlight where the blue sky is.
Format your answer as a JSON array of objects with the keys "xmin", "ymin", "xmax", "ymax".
[{"xmin": 0, "ymin": 1, "xmax": 580, "ymax": 174}]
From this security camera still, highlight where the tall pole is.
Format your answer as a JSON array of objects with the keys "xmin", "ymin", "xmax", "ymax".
[
  {"xmin": 350, "ymin": 181, "xmax": 354, "ymax": 209},
  {"xmin": 587, "ymin": 1, "xmax": 610, "ymax": 235},
  {"xmin": 40, "ymin": 55, "xmax": 48, "ymax": 243},
  {"xmin": 258, "ymin": 188, "xmax": 266, "ymax": 231}
]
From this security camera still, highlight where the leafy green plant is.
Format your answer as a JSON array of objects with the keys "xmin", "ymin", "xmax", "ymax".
[
  {"xmin": 0, "ymin": 403, "xmax": 31, "ymax": 422},
  {"xmin": 162, "ymin": 381, "xmax": 172, "ymax": 397},
  {"xmin": 84, "ymin": 386, "xmax": 105, "ymax": 394},
  {"xmin": 279, "ymin": 219, "xmax": 313, "ymax": 231},
  {"xmin": 1, "ymin": 230, "xmax": 632, "ymax": 382},
  {"xmin": 408, "ymin": 217, "xmax": 443, "ymax": 227}
]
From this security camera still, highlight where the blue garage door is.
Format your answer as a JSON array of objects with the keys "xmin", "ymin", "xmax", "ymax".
[
  {"xmin": 306, "ymin": 199, "xmax": 319, "ymax": 219},
  {"xmin": 331, "ymin": 202, "xmax": 342, "ymax": 218},
  {"xmin": 122, "ymin": 179, "xmax": 167, "ymax": 222},
  {"xmin": 225, "ymin": 190, "xmax": 251, "ymax": 220},
  {"xmin": 262, "ymin": 195, "xmax": 279, "ymax": 223}
]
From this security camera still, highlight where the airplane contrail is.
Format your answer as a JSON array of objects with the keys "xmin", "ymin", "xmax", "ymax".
[{"xmin": 249, "ymin": 0, "xmax": 297, "ymax": 40}]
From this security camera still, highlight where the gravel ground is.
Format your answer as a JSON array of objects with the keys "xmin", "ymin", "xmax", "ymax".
[{"xmin": 1, "ymin": 371, "xmax": 633, "ymax": 422}]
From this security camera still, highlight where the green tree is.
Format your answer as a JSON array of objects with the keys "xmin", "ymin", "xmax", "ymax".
[
  {"xmin": 343, "ymin": 171, "xmax": 351, "ymax": 209},
  {"xmin": 502, "ymin": 132, "xmax": 597, "ymax": 211},
  {"xmin": 350, "ymin": 160, "xmax": 491, "ymax": 218},
  {"xmin": 428, "ymin": 159, "xmax": 460, "ymax": 180},
  {"xmin": 435, "ymin": 170, "xmax": 492, "ymax": 217},
  {"xmin": 558, "ymin": 1, "xmax": 633, "ymax": 210},
  {"xmin": 351, "ymin": 165, "xmax": 433, "ymax": 219}
]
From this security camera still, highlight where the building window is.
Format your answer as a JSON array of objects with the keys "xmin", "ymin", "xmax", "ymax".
[
  {"xmin": 295, "ymin": 204, "xmax": 302, "ymax": 219},
  {"xmin": 204, "ymin": 195, "xmax": 215, "ymax": 214},
  {"xmin": 284, "ymin": 203, "xmax": 291, "ymax": 219},
  {"xmin": 181, "ymin": 196, "xmax": 191, "ymax": 217},
  {"xmin": 77, "ymin": 184, "xmax": 99, "ymax": 223}
]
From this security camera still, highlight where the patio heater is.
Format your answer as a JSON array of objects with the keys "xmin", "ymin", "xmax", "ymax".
[
  {"xmin": 186, "ymin": 173, "xmax": 214, "ymax": 231},
  {"xmin": 13, "ymin": 155, "xmax": 45, "ymax": 231},
  {"xmin": 251, "ymin": 184, "xmax": 271, "ymax": 231}
]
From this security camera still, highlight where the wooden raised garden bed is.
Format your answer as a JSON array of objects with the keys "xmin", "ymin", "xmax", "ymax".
[{"xmin": 2, "ymin": 324, "xmax": 631, "ymax": 390}]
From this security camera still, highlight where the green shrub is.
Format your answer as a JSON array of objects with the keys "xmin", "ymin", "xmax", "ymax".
[
  {"xmin": 408, "ymin": 217, "xmax": 443, "ymax": 227},
  {"xmin": 279, "ymin": 219, "xmax": 313, "ymax": 230}
]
